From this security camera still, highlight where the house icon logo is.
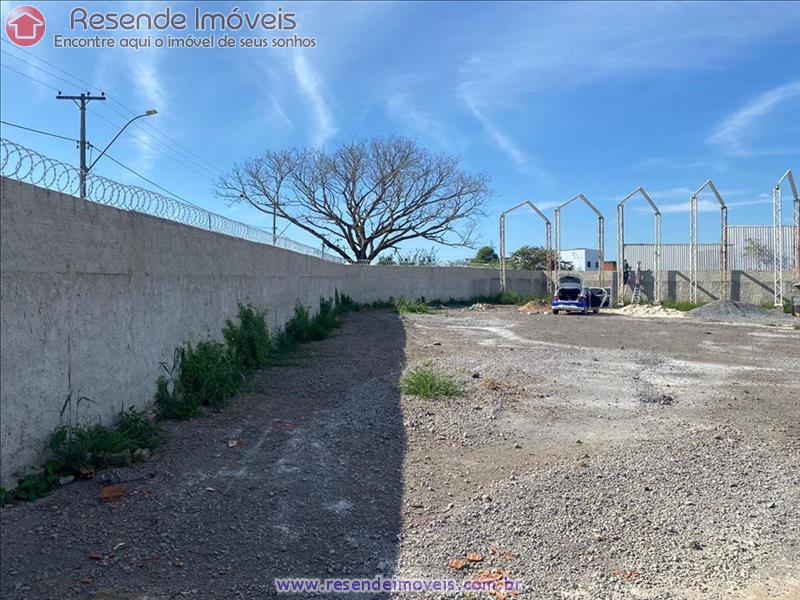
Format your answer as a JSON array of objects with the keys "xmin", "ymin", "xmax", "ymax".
[{"xmin": 5, "ymin": 5, "xmax": 46, "ymax": 47}]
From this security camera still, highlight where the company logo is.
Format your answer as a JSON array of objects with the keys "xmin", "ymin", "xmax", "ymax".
[{"xmin": 6, "ymin": 5, "xmax": 46, "ymax": 47}]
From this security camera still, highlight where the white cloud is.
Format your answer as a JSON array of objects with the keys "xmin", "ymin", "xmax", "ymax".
[
  {"xmin": 452, "ymin": 3, "xmax": 795, "ymax": 180},
  {"xmin": 654, "ymin": 198, "xmax": 771, "ymax": 214},
  {"xmin": 268, "ymin": 95, "xmax": 293, "ymax": 128},
  {"xmin": 386, "ymin": 91, "xmax": 456, "ymax": 151},
  {"xmin": 461, "ymin": 88, "xmax": 551, "ymax": 183},
  {"xmin": 707, "ymin": 81, "xmax": 800, "ymax": 156},
  {"xmin": 647, "ymin": 187, "xmax": 694, "ymax": 200},
  {"xmin": 292, "ymin": 54, "xmax": 336, "ymax": 147},
  {"xmin": 456, "ymin": 3, "xmax": 794, "ymax": 107},
  {"xmin": 631, "ymin": 157, "xmax": 729, "ymax": 172},
  {"xmin": 125, "ymin": 50, "xmax": 167, "ymax": 171}
]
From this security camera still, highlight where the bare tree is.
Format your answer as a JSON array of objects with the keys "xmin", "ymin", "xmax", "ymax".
[{"xmin": 216, "ymin": 136, "xmax": 490, "ymax": 263}]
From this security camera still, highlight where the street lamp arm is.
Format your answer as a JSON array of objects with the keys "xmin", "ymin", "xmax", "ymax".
[{"xmin": 88, "ymin": 109, "xmax": 156, "ymax": 172}]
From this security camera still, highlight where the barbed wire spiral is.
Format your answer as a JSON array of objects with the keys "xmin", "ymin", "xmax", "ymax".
[{"xmin": 0, "ymin": 138, "xmax": 347, "ymax": 263}]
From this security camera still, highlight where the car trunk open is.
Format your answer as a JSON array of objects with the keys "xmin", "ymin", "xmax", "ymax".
[{"xmin": 557, "ymin": 287, "xmax": 582, "ymax": 301}]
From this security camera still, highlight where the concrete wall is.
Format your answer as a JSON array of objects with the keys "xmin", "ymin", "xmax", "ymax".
[
  {"xmin": 1, "ymin": 179, "xmax": 535, "ymax": 485},
  {"xmin": 1, "ymin": 178, "xmax": 794, "ymax": 485}
]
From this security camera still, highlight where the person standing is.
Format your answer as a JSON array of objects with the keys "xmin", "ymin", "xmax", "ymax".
[{"xmin": 635, "ymin": 260, "xmax": 643, "ymax": 288}]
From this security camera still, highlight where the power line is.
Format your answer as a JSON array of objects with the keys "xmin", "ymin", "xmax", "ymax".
[
  {"xmin": 86, "ymin": 107, "xmax": 215, "ymax": 180},
  {"xmin": 3, "ymin": 58, "xmax": 218, "ymax": 181},
  {"xmin": 99, "ymin": 150, "xmax": 263, "ymax": 228},
  {"xmin": 1, "ymin": 63, "xmax": 60, "ymax": 92},
  {"xmin": 1, "ymin": 50, "xmax": 86, "ymax": 93},
  {"xmin": 100, "ymin": 100, "xmax": 221, "ymax": 175},
  {"xmin": 0, "ymin": 120, "xmax": 79, "ymax": 143},
  {"xmin": 100, "ymin": 151, "xmax": 196, "ymax": 204},
  {"xmin": 2, "ymin": 40, "xmax": 223, "ymax": 175},
  {"xmin": 1, "ymin": 38, "xmax": 99, "ymax": 92},
  {"xmin": 8, "ymin": 58, "xmax": 218, "ymax": 179}
]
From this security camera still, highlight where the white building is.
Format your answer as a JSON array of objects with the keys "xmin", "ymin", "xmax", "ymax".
[{"xmin": 560, "ymin": 248, "xmax": 601, "ymax": 271}]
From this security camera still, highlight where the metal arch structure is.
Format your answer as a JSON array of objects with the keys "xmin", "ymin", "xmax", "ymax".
[
  {"xmin": 499, "ymin": 201, "xmax": 553, "ymax": 294},
  {"xmin": 773, "ymin": 169, "xmax": 800, "ymax": 307},
  {"xmin": 689, "ymin": 180, "xmax": 728, "ymax": 304},
  {"xmin": 616, "ymin": 187, "xmax": 661, "ymax": 305},
  {"xmin": 554, "ymin": 194, "xmax": 605, "ymax": 287}
]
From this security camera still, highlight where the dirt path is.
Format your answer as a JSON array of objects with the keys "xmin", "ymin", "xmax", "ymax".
[
  {"xmin": 2, "ymin": 307, "xmax": 798, "ymax": 599},
  {"xmin": 1, "ymin": 311, "xmax": 407, "ymax": 599}
]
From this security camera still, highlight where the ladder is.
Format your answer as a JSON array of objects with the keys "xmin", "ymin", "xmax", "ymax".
[{"xmin": 631, "ymin": 284, "xmax": 642, "ymax": 305}]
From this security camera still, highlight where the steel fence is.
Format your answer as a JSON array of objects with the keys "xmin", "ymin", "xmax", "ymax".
[
  {"xmin": 0, "ymin": 138, "xmax": 348, "ymax": 264},
  {"xmin": 624, "ymin": 225, "xmax": 797, "ymax": 272}
]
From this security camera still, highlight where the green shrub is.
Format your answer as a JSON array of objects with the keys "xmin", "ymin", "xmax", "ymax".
[
  {"xmin": 395, "ymin": 298, "xmax": 431, "ymax": 314},
  {"xmin": 117, "ymin": 407, "xmax": 161, "ymax": 450},
  {"xmin": 223, "ymin": 304, "xmax": 271, "ymax": 371},
  {"xmin": 311, "ymin": 298, "xmax": 342, "ymax": 339},
  {"xmin": 284, "ymin": 304, "xmax": 313, "ymax": 344},
  {"xmin": 369, "ymin": 299, "xmax": 399, "ymax": 311},
  {"xmin": 155, "ymin": 374, "xmax": 199, "ymax": 419},
  {"xmin": 49, "ymin": 423, "xmax": 126, "ymax": 471},
  {"xmin": 10, "ymin": 464, "xmax": 61, "ymax": 503},
  {"xmin": 333, "ymin": 291, "xmax": 359, "ymax": 314},
  {"xmin": 0, "ymin": 486, "xmax": 13, "ymax": 506},
  {"xmin": 400, "ymin": 364, "xmax": 462, "ymax": 399},
  {"xmin": 759, "ymin": 299, "xmax": 793, "ymax": 314},
  {"xmin": 179, "ymin": 341, "xmax": 242, "ymax": 410},
  {"xmin": 497, "ymin": 291, "xmax": 535, "ymax": 305}
]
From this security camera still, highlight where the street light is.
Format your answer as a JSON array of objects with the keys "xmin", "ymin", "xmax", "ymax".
[{"xmin": 87, "ymin": 109, "xmax": 157, "ymax": 175}]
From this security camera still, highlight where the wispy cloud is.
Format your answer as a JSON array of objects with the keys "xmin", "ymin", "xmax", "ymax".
[
  {"xmin": 634, "ymin": 186, "xmax": 756, "ymax": 213},
  {"xmin": 655, "ymin": 198, "xmax": 772, "ymax": 214},
  {"xmin": 707, "ymin": 81, "xmax": 800, "ymax": 156},
  {"xmin": 453, "ymin": 2, "xmax": 795, "ymax": 182},
  {"xmin": 126, "ymin": 50, "xmax": 166, "ymax": 171},
  {"xmin": 292, "ymin": 54, "xmax": 336, "ymax": 147},
  {"xmin": 268, "ymin": 95, "xmax": 293, "ymax": 128},
  {"xmin": 461, "ymin": 88, "xmax": 551, "ymax": 183},
  {"xmin": 386, "ymin": 91, "xmax": 456, "ymax": 151},
  {"xmin": 631, "ymin": 157, "xmax": 729, "ymax": 172}
]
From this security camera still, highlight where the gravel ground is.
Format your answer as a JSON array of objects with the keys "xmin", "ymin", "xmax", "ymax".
[{"xmin": 2, "ymin": 307, "xmax": 798, "ymax": 599}]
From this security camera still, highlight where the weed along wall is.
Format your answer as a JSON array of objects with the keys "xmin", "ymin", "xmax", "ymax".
[
  {"xmin": 0, "ymin": 178, "xmax": 519, "ymax": 486},
  {"xmin": 0, "ymin": 178, "xmax": 793, "ymax": 486}
]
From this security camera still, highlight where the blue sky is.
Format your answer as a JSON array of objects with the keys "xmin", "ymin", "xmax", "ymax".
[{"xmin": 1, "ymin": 1, "xmax": 799, "ymax": 261}]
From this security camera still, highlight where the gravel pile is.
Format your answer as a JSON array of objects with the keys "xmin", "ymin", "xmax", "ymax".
[{"xmin": 689, "ymin": 300, "xmax": 798, "ymax": 325}]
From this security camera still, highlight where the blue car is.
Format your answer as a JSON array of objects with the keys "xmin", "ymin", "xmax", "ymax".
[
  {"xmin": 552, "ymin": 276, "xmax": 609, "ymax": 315},
  {"xmin": 552, "ymin": 284, "xmax": 590, "ymax": 315}
]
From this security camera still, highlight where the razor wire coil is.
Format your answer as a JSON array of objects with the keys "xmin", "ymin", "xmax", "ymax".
[{"xmin": 0, "ymin": 138, "xmax": 348, "ymax": 263}]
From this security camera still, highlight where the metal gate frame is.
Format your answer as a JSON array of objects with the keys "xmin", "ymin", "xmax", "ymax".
[
  {"xmin": 773, "ymin": 169, "xmax": 800, "ymax": 307},
  {"xmin": 617, "ymin": 187, "xmax": 661, "ymax": 305},
  {"xmin": 499, "ymin": 201, "xmax": 553, "ymax": 294},
  {"xmin": 689, "ymin": 180, "xmax": 728, "ymax": 304},
  {"xmin": 554, "ymin": 193, "xmax": 605, "ymax": 288}
]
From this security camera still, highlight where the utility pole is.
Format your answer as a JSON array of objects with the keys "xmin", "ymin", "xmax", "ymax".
[{"xmin": 56, "ymin": 91, "xmax": 106, "ymax": 198}]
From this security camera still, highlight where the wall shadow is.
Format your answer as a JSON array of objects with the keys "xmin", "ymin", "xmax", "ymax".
[
  {"xmin": 666, "ymin": 270, "xmax": 718, "ymax": 302},
  {"xmin": 248, "ymin": 309, "xmax": 407, "ymax": 597},
  {"xmin": 732, "ymin": 270, "xmax": 773, "ymax": 303}
]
